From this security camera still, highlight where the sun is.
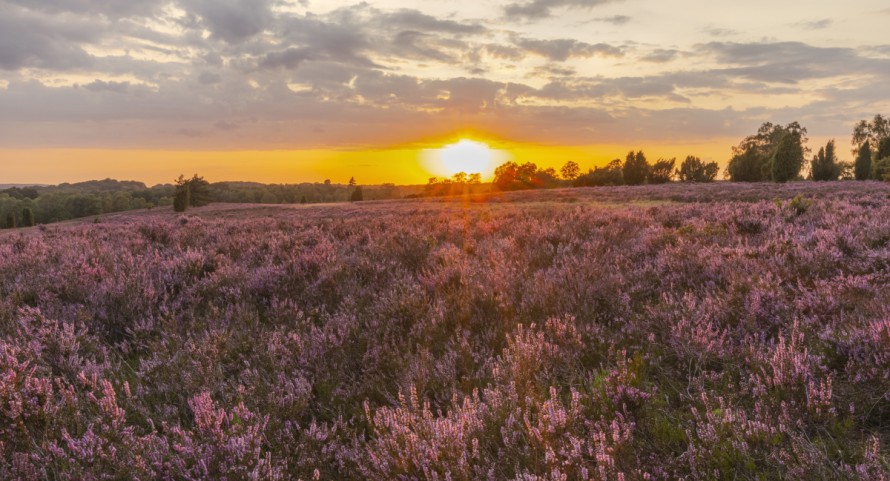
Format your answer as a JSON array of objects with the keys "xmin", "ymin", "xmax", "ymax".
[{"xmin": 421, "ymin": 139, "xmax": 507, "ymax": 179}]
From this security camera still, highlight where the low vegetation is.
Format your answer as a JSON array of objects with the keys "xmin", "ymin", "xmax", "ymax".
[{"xmin": 1, "ymin": 182, "xmax": 890, "ymax": 478}]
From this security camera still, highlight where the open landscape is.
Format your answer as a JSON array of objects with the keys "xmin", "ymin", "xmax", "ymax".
[
  {"xmin": 4, "ymin": 0, "xmax": 890, "ymax": 478},
  {"xmin": 3, "ymin": 182, "xmax": 890, "ymax": 479}
]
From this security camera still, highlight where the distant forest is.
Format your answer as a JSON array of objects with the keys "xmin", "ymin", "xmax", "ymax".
[{"xmin": 0, "ymin": 179, "xmax": 432, "ymax": 227}]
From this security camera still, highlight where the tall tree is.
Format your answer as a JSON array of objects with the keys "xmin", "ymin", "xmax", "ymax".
[
  {"xmin": 852, "ymin": 114, "xmax": 889, "ymax": 153},
  {"xmin": 727, "ymin": 122, "xmax": 808, "ymax": 182},
  {"xmin": 855, "ymin": 141, "xmax": 872, "ymax": 180},
  {"xmin": 622, "ymin": 151, "xmax": 649, "ymax": 185},
  {"xmin": 811, "ymin": 140, "xmax": 840, "ymax": 181},
  {"xmin": 771, "ymin": 131, "xmax": 805, "ymax": 183}
]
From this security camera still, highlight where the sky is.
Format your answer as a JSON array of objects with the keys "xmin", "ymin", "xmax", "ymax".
[{"xmin": 1, "ymin": 0, "xmax": 889, "ymax": 185}]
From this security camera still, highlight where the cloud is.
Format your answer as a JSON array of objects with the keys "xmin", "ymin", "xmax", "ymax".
[
  {"xmin": 181, "ymin": 0, "xmax": 275, "ymax": 44},
  {"xmin": 595, "ymin": 15, "xmax": 631, "ymax": 25},
  {"xmin": 0, "ymin": 7, "xmax": 97, "ymax": 70},
  {"xmin": 798, "ymin": 19, "xmax": 832, "ymax": 30},
  {"xmin": 640, "ymin": 49, "xmax": 679, "ymax": 63},
  {"xmin": 378, "ymin": 9, "xmax": 487, "ymax": 35},
  {"xmin": 82, "ymin": 80, "xmax": 130, "ymax": 93},
  {"xmin": 514, "ymin": 38, "xmax": 624, "ymax": 61},
  {"xmin": 4, "ymin": 0, "xmax": 166, "ymax": 18},
  {"xmin": 504, "ymin": 0, "xmax": 621, "ymax": 20}
]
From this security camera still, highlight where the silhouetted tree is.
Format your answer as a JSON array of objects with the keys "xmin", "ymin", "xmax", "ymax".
[
  {"xmin": 622, "ymin": 151, "xmax": 649, "ymax": 185},
  {"xmin": 852, "ymin": 114, "xmax": 889, "ymax": 154},
  {"xmin": 560, "ymin": 161, "xmax": 580, "ymax": 180},
  {"xmin": 855, "ymin": 141, "xmax": 872, "ymax": 180},
  {"xmin": 811, "ymin": 140, "xmax": 840, "ymax": 181},
  {"xmin": 300, "ymin": 196, "xmax": 308, "ymax": 204},
  {"xmin": 575, "ymin": 159, "xmax": 623, "ymax": 186},
  {"xmin": 493, "ymin": 162, "xmax": 559, "ymax": 191},
  {"xmin": 173, "ymin": 174, "xmax": 211, "ymax": 211},
  {"xmin": 677, "ymin": 156, "xmax": 719, "ymax": 182},
  {"xmin": 349, "ymin": 177, "xmax": 357, "ymax": 187},
  {"xmin": 22, "ymin": 207, "xmax": 35, "ymax": 227},
  {"xmin": 647, "ymin": 158, "xmax": 676, "ymax": 184},
  {"xmin": 173, "ymin": 186, "xmax": 190, "ymax": 212},
  {"xmin": 350, "ymin": 186, "xmax": 364, "ymax": 202},
  {"xmin": 771, "ymin": 131, "xmax": 805, "ymax": 183}
]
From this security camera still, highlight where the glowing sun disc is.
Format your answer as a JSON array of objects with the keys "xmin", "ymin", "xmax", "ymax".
[{"xmin": 421, "ymin": 139, "xmax": 508, "ymax": 179}]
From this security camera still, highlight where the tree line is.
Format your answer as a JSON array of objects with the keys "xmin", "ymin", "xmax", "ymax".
[
  {"xmin": 0, "ymin": 178, "xmax": 418, "ymax": 227},
  {"xmin": 491, "ymin": 114, "xmax": 890, "ymax": 192}
]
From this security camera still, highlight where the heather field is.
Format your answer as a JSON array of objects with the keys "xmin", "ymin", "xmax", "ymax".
[{"xmin": 4, "ymin": 182, "xmax": 890, "ymax": 480}]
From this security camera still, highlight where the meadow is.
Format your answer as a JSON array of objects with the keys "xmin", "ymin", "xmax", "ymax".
[{"xmin": 2, "ymin": 182, "xmax": 890, "ymax": 480}]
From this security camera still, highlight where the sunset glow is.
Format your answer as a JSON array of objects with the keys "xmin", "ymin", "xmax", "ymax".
[
  {"xmin": 1, "ymin": 1, "xmax": 889, "ymax": 184},
  {"xmin": 421, "ymin": 140, "xmax": 509, "ymax": 180}
]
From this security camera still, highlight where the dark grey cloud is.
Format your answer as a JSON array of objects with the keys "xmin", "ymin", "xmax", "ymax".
[
  {"xmin": 181, "ymin": 0, "xmax": 275, "ymax": 44},
  {"xmin": 198, "ymin": 71, "xmax": 222, "ymax": 85},
  {"xmin": 0, "ymin": 7, "xmax": 97, "ymax": 70},
  {"xmin": 4, "ymin": 0, "xmax": 166, "ymax": 18},
  {"xmin": 378, "ymin": 9, "xmax": 487, "ymax": 35},
  {"xmin": 514, "ymin": 38, "xmax": 623, "ymax": 61},
  {"xmin": 504, "ymin": 0, "xmax": 621, "ymax": 20},
  {"xmin": 702, "ymin": 41, "xmax": 866, "ymax": 84}
]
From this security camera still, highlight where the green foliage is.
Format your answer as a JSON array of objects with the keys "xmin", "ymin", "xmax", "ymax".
[
  {"xmin": 877, "ymin": 137, "xmax": 890, "ymax": 163},
  {"xmin": 872, "ymin": 157, "xmax": 890, "ymax": 182},
  {"xmin": 5, "ymin": 212, "xmax": 16, "ymax": 229},
  {"xmin": 837, "ymin": 161, "xmax": 855, "ymax": 180},
  {"xmin": 770, "ymin": 131, "xmax": 805, "ymax": 183},
  {"xmin": 647, "ymin": 158, "xmax": 676, "ymax": 184},
  {"xmin": 575, "ymin": 159, "xmax": 624, "ymax": 187},
  {"xmin": 728, "ymin": 122, "xmax": 808, "ymax": 182},
  {"xmin": 22, "ymin": 207, "xmax": 35, "ymax": 227},
  {"xmin": 560, "ymin": 161, "xmax": 580, "ymax": 180},
  {"xmin": 811, "ymin": 140, "xmax": 840, "ymax": 181},
  {"xmin": 350, "ymin": 186, "xmax": 364, "ymax": 202},
  {"xmin": 174, "ymin": 174, "xmax": 211, "ymax": 211},
  {"xmin": 777, "ymin": 194, "xmax": 813, "ymax": 216},
  {"xmin": 173, "ymin": 177, "xmax": 191, "ymax": 213},
  {"xmin": 677, "ymin": 156, "xmax": 719, "ymax": 182},
  {"xmin": 622, "ymin": 150, "xmax": 649, "ymax": 185},
  {"xmin": 855, "ymin": 141, "xmax": 872, "ymax": 181}
]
